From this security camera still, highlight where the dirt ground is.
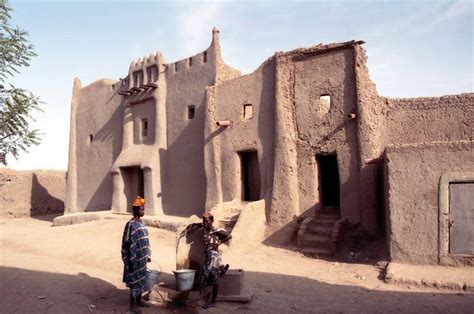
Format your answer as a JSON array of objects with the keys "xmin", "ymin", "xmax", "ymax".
[{"xmin": 1, "ymin": 215, "xmax": 473, "ymax": 314}]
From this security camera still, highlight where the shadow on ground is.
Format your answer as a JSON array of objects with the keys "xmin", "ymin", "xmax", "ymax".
[{"xmin": 1, "ymin": 267, "xmax": 472, "ymax": 313}]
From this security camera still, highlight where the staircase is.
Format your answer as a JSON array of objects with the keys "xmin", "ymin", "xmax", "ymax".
[{"xmin": 297, "ymin": 207, "xmax": 342, "ymax": 258}]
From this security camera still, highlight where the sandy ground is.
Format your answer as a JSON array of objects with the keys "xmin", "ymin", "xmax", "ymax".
[{"xmin": 1, "ymin": 216, "xmax": 473, "ymax": 314}]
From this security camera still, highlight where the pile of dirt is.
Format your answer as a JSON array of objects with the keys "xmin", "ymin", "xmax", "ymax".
[{"xmin": 0, "ymin": 167, "xmax": 66, "ymax": 218}]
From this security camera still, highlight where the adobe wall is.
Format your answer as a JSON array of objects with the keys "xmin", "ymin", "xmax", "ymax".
[
  {"xmin": 72, "ymin": 79, "xmax": 123, "ymax": 212},
  {"xmin": 384, "ymin": 94, "xmax": 474, "ymax": 145},
  {"xmin": 204, "ymin": 58, "xmax": 276, "ymax": 217},
  {"xmin": 291, "ymin": 47, "xmax": 360, "ymax": 223},
  {"xmin": 384, "ymin": 141, "xmax": 473, "ymax": 264},
  {"xmin": 162, "ymin": 44, "xmax": 218, "ymax": 217},
  {"xmin": 0, "ymin": 168, "xmax": 65, "ymax": 217}
]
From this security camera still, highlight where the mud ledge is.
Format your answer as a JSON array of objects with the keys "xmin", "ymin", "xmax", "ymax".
[
  {"xmin": 385, "ymin": 262, "xmax": 474, "ymax": 292},
  {"xmin": 52, "ymin": 211, "xmax": 186, "ymax": 231}
]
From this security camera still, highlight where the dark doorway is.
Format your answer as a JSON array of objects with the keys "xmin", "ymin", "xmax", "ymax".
[
  {"xmin": 317, "ymin": 154, "xmax": 340, "ymax": 208},
  {"xmin": 120, "ymin": 166, "xmax": 145, "ymax": 213},
  {"xmin": 239, "ymin": 150, "xmax": 261, "ymax": 201}
]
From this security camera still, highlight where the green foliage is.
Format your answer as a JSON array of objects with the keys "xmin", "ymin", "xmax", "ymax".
[{"xmin": 0, "ymin": 0, "xmax": 41, "ymax": 165}]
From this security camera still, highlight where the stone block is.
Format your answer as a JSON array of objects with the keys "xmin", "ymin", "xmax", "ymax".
[{"xmin": 219, "ymin": 269, "xmax": 245, "ymax": 296}]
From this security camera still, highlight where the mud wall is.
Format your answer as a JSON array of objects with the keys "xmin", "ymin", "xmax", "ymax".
[
  {"xmin": 384, "ymin": 94, "xmax": 474, "ymax": 146},
  {"xmin": 162, "ymin": 47, "xmax": 217, "ymax": 217},
  {"xmin": 204, "ymin": 58, "xmax": 276, "ymax": 216},
  {"xmin": 0, "ymin": 168, "xmax": 65, "ymax": 217},
  {"xmin": 292, "ymin": 47, "xmax": 360, "ymax": 223},
  {"xmin": 73, "ymin": 79, "xmax": 123, "ymax": 212},
  {"xmin": 385, "ymin": 141, "xmax": 473, "ymax": 264}
]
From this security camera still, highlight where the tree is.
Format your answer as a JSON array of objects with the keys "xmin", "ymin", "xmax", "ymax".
[{"xmin": 0, "ymin": 0, "xmax": 41, "ymax": 165}]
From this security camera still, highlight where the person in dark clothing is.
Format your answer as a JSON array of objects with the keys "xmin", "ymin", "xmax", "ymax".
[
  {"xmin": 121, "ymin": 196, "xmax": 151, "ymax": 313},
  {"xmin": 179, "ymin": 211, "xmax": 231, "ymax": 309}
]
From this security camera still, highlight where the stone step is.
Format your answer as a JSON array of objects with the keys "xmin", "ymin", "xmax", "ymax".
[
  {"xmin": 306, "ymin": 223, "xmax": 333, "ymax": 237},
  {"xmin": 309, "ymin": 218, "xmax": 338, "ymax": 228},
  {"xmin": 300, "ymin": 247, "xmax": 333, "ymax": 258},
  {"xmin": 299, "ymin": 233, "xmax": 332, "ymax": 249},
  {"xmin": 315, "ymin": 213, "xmax": 340, "ymax": 222}
]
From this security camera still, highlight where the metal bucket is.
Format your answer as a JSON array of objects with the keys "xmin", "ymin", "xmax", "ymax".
[
  {"xmin": 173, "ymin": 269, "xmax": 196, "ymax": 292},
  {"xmin": 144, "ymin": 262, "xmax": 162, "ymax": 291}
]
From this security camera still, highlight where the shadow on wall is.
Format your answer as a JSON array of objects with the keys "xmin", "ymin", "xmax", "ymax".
[
  {"xmin": 30, "ymin": 173, "xmax": 64, "ymax": 220},
  {"xmin": 0, "ymin": 267, "xmax": 127, "ymax": 313}
]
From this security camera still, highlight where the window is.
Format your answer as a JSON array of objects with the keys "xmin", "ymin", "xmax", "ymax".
[
  {"xmin": 203, "ymin": 51, "xmax": 207, "ymax": 63},
  {"xmin": 319, "ymin": 94, "xmax": 331, "ymax": 114},
  {"xmin": 189, "ymin": 57, "xmax": 193, "ymax": 67},
  {"xmin": 147, "ymin": 66, "xmax": 158, "ymax": 83},
  {"xmin": 243, "ymin": 104, "xmax": 253, "ymax": 120},
  {"xmin": 142, "ymin": 119, "xmax": 148, "ymax": 137},
  {"xmin": 188, "ymin": 106, "xmax": 195, "ymax": 119},
  {"xmin": 175, "ymin": 63, "xmax": 179, "ymax": 72},
  {"xmin": 133, "ymin": 71, "xmax": 144, "ymax": 87}
]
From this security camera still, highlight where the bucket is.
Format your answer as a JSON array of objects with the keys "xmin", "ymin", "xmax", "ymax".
[
  {"xmin": 144, "ymin": 262, "xmax": 162, "ymax": 291},
  {"xmin": 173, "ymin": 269, "xmax": 196, "ymax": 292}
]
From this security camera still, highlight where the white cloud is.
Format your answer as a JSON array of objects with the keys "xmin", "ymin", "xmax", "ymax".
[{"xmin": 176, "ymin": 1, "xmax": 224, "ymax": 57}]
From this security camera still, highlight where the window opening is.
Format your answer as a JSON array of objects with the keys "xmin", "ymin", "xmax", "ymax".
[
  {"xmin": 203, "ymin": 51, "xmax": 207, "ymax": 63},
  {"xmin": 319, "ymin": 94, "xmax": 331, "ymax": 114},
  {"xmin": 147, "ymin": 66, "xmax": 158, "ymax": 83},
  {"xmin": 243, "ymin": 104, "xmax": 253, "ymax": 120},
  {"xmin": 189, "ymin": 57, "xmax": 193, "ymax": 67},
  {"xmin": 142, "ymin": 119, "xmax": 148, "ymax": 137},
  {"xmin": 133, "ymin": 71, "xmax": 143, "ymax": 87},
  {"xmin": 188, "ymin": 106, "xmax": 195, "ymax": 119}
]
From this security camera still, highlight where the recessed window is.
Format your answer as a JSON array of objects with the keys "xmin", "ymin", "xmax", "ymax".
[
  {"xmin": 133, "ymin": 70, "xmax": 144, "ymax": 87},
  {"xmin": 142, "ymin": 119, "xmax": 148, "ymax": 137},
  {"xmin": 147, "ymin": 66, "xmax": 158, "ymax": 83},
  {"xmin": 243, "ymin": 104, "xmax": 253, "ymax": 120},
  {"xmin": 89, "ymin": 134, "xmax": 94, "ymax": 143},
  {"xmin": 175, "ymin": 63, "xmax": 179, "ymax": 72},
  {"xmin": 189, "ymin": 57, "xmax": 193, "ymax": 67},
  {"xmin": 188, "ymin": 106, "xmax": 195, "ymax": 119},
  {"xmin": 203, "ymin": 51, "xmax": 207, "ymax": 63},
  {"xmin": 319, "ymin": 94, "xmax": 331, "ymax": 114}
]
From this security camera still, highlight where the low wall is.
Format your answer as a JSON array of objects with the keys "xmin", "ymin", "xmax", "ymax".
[
  {"xmin": 384, "ymin": 141, "xmax": 473, "ymax": 265},
  {"xmin": 0, "ymin": 168, "xmax": 65, "ymax": 217}
]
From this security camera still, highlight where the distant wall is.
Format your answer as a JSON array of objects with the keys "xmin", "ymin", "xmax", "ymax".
[
  {"xmin": 293, "ymin": 47, "xmax": 360, "ymax": 223},
  {"xmin": 0, "ymin": 168, "xmax": 65, "ymax": 217},
  {"xmin": 74, "ymin": 79, "xmax": 123, "ymax": 212},
  {"xmin": 384, "ymin": 94, "xmax": 474, "ymax": 146},
  {"xmin": 162, "ymin": 48, "xmax": 216, "ymax": 217},
  {"xmin": 385, "ymin": 141, "xmax": 473, "ymax": 264},
  {"xmin": 205, "ymin": 58, "xmax": 276, "ymax": 215}
]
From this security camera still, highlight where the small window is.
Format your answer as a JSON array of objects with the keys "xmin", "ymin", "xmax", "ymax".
[
  {"xmin": 243, "ymin": 104, "xmax": 253, "ymax": 120},
  {"xmin": 133, "ymin": 71, "xmax": 144, "ymax": 87},
  {"xmin": 89, "ymin": 134, "xmax": 94, "ymax": 143},
  {"xmin": 147, "ymin": 66, "xmax": 158, "ymax": 83},
  {"xmin": 188, "ymin": 106, "xmax": 195, "ymax": 119},
  {"xmin": 175, "ymin": 63, "xmax": 179, "ymax": 72},
  {"xmin": 319, "ymin": 94, "xmax": 331, "ymax": 114},
  {"xmin": 189, "ymin": 57, "xmax": 193, "ymax": 67},
  {"xmin": 142, "ymin": 119, "xmax": 148, "ymax": 137},
  {"xmin": 203, "ymin": 51, "xmax": 207, "ymax": 63}
]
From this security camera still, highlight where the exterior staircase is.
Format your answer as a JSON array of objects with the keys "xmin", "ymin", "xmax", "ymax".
[{"xmin": 297, "ymin": 207, "xmax": 343, "ymax": 258}]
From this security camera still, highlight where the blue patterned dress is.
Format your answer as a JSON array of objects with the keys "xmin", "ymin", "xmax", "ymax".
[{"xmin": 121, "ymin": 219, "xmax": 151, "ymax": 297}]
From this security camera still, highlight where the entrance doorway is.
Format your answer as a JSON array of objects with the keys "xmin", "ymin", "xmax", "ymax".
[
  {"xmin": 120, "ymin": 166, "xmax": 144, "ymax": 212},
  {"xmin": 316, "ymin": 154, "xmax": 340, "ymax": 208},
  {"xmin": 239, "ymin": 150, "xmax": 261, "ymax": 201}
]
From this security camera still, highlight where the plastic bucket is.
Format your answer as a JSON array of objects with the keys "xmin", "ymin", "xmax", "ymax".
[
  {"xmin": 144, "ymin": 262, "xmax": 162, "ymax": 291},
  {"xmin": 173, "ymin": 269, "xmax": 196, "ymax": 292}
]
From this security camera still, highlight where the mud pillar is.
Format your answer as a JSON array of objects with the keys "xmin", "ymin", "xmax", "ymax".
[
  {"xmin": 268, "ymin": 54, "xmax": 300, "ymax": 242},
  {"xmin": 65, "ymin": 78, "xmax": 81, "ymax": 213},
  {"xmin": 204, "ymin": 86, "xmax": 223, "ymax": 209},
  {"xmin": 111, "ymin": 170, "xmax": 126, "ymax": 213}
]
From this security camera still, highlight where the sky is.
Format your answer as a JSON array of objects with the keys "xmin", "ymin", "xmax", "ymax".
[{"xmin": 4, "ymin": 0, "xmax": 473, "ymax": 170}]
